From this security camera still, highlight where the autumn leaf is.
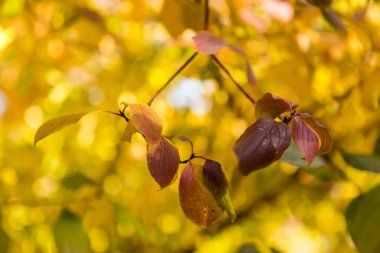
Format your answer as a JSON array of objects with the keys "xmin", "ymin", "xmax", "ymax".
[
  {"xmin": 147, "ymin": 136, "xmax": 180, "ymax": 189},
  {"xmin": 255, "ymin": 93, "xmax": 298, "ymax": 119},
  {"xmin": 202, "ymin": 159, "xmax": 235, "ymax": 221},
  {"xmin": 129, "ymin": 104, "xmax": 163, "ymax": 145},
  {"xmin": 34, "ymin": 112, "xmax": 89, "ymax": 145},
  {"xmin": 292, "ymin": 115, "xmax": 320, "ymax": 165},
  {"xmin": 192, "ymin": 30, "xmax": 227, "ymax": 55},
  {"xmin": 297, "ymin": 113, "xmax": 332, "ymax": 155},
  {"xmin": 179, "ymin": 163, "xmax": 224, "ymax": 228},
  {"xmin": 120, "ymin": 122, "xmax": 138, "ymax": 142},
  {"xmin": 233, "ymin": 118, "xmax": 292, "ymax": 175}
]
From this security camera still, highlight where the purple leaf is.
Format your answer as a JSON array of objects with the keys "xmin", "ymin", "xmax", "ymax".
[
  {"xmin": 147, "ymin": 136, "xmax": 180, "ymax": 189},
  {"xmin": 192, "ymin": 30, "xmax": 227, "ymax": 55},
  {"xmin": 179, "ymin": 163, "xmax": 223, "ymax": 228},
  {"xmin": 233, "ymin": 118, "xmax": 292, "ymax": 175}
]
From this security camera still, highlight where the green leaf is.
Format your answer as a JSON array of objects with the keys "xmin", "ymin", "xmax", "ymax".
[
  {"xmin": 346, "ymin": 184, "xmax": 380, "ymax": 253},
  {"xmin": 61, "ymin": 173, "xmax": 96, "ymax": 190},
  {"xmin": 34, "ymin": 112, "xmax": 89, "ymax": 145},
  {"xmin": 342, "ymin": 152, "xmax": 380, "ymax": 173},
  {"xmin": 53, "ymin": 210, "xmax": 92, "ymax": 253}
]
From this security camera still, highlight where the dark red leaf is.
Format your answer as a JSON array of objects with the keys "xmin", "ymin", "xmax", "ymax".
[
  {"xmin": 292, "ymin": 115, "xmax": 320, "ymax": 165},
  {"xmin": 202, "ymin": 159, "xmax": 235, "ymax": 221},
  {"xmin": 129, "ymin": 104, "xmax": 163, "ymax": 145},
  {"xmin": 202, "ymin": 160, "xmax": 228, "ymax": 197},
  {"xmin": 192, "ymin": 30, "xmax": 226, "ymax": 55},
  {"xmin": 179, "ymin": 163, "xmax": 223, "ymax": 228},
  {"xmin": 147, "ymin": 136, "xmax": 180, "ymax": 189},
  {"xmin": 255, "ymin": 93, "xmax": 298, "ymax": 119},
  {"xmin": 296, "ymin": 113, "xmax": 332, "ymax": 155},
  {"xmin": 233, "ymin": 118, "xmax": 292, "ymax": 175}
]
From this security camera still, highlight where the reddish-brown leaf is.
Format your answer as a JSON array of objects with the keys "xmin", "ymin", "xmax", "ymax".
[
  {"xmin": 202, "ymin": 160, "xmax": 228, "ymax": 197},
  {"xmin": 297, "ymin": 113, "xmax": 332, "ymax": 155},
  {"xmin": 147, "ymin": 136, "xmax": 180, "ymax": 189},
  {"xmin": 233, "ymin": 118, "xmax": 291, "ymax": 175},
  {"xmin": 192, "ymin": 30, "xmax": 226, "ymax": 55},
  {"xmin": 179, "ymin": 163, "xmax": 223, "ymax": 228},
  {"xmin": 292, "ymin": 115, "xmax": 319, "ymax": 165},
  {"xmin": 255, "ymin": 93, "xmax": 298, "ymax": 119},
  {"xmin": 202, "ymin": 160, "xmax": 235, "ymax": 221},
  {"xmin": 129, "ymin": 104, "xmax": 163, "ymax": 144}
]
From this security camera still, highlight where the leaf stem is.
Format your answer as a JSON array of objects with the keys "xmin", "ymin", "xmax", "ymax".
[
  {"xmin": 211, "ymin": 55, "xmax": 256, "ymax": 105},
  {"xmin": 180, "ymin": 153, "xmax": 196, "ymax": 164},
  {"xmin": 148, "ymin": 52, "xmax": 198, "ymax": 106},
  {"xmin": 204, "ymin": 0, "xmax": 210, "ymax": 30}
]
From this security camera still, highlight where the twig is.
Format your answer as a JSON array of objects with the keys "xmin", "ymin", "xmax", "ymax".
[
  {"xmin": 204, "ymin": 0, "xmax": 210, "ymax": 30},
  {"xmin": 148, "ymin": 52, "xmax": 198, "ymax": 106},
  {"xmin": 211, "ymin": 55, "xmax": 256, "ymax": 105}
]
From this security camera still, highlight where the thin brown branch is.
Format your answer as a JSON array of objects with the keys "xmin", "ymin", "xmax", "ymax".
[
  {"xmin": 204, "ymin": 0, "xmax": 210, "ymax": 30},
  {"xmin": 148, "ymin": 52, "xmax": 198, "ymax": 106},
  {"xmin": 211, "ymin": 55, "xmax": 256, "ymax": 105}
]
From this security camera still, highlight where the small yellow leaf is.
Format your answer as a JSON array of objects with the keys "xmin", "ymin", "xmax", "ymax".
[
  {"xmin": 120, "ymin": 122, "xmax": 138, "ymax": 142},
  {"xmin": 34, "ymin": 112, "xmax": 89, "ymax": 145}
]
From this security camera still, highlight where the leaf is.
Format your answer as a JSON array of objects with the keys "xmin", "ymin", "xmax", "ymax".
[
  {"xmin": 233, "ymin": 118, "xmax": 292, "ymax": 175},
  {"xmin": 345, "ymin": 184, "xmax": 380, "ymax": 253},
  {"xmin": 179, "ymin": 163, "xmax": 224, "ymax": 228},
  {"xmin": 292, "ymin": 115, "xmax": 320, "ymax": 165},
  {"xmin": 281, "ymin": 142, "xmax": 326, "ymax": 168},
  {"xmin": 34, "ymin": 112, "xmax": 89, "ymax": 145},
  {"xmin": 120, "ymin": 122, "xmax": 138, "ymax": 142},
  {"xmin": 192, "ymin": 30, "xmax": 227, "ymax": 55},
  {"xmin": 255, "ymin": 93, "xmax": 298, "ymax": 119},
  {"xmin": 61, "ymin": 173, "xmax": 96, "ymax": 190},
  {"xmin": 342, "ymin": 152, "xmax": 380, "ymax": 173},
  {"xmin": 374, "ymin": 136, "xmax": 380, "ymax": 156},
  {"xmin": 53, "ymin": 210, "xmax": 92, "ymax": 253},
  {"xmin": 202, "ymin": 159, "xmax": 235, "ymax": 221},
  {"xmin": 297, "ymin": 113, "xmax": 332, "ymax": 155},
  {"xmin": 147, "ymin": 136, "xmax": 180, "ymax": 189},
  {"xmin": 129, "ymin": 104, "xmax": 163, "ymax": 145}
]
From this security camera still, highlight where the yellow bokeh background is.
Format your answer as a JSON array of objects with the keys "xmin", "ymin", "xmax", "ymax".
[{"xmin": 0, "ymin": 0, "xmax": 379, "ymax": 252}]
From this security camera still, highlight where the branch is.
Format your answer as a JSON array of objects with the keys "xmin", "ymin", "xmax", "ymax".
[
  {"xmin": 204, "ymin": 0, "xmax": 210, "ymax": 30},
  {"xmin": 211, "ymin": 55, "xmax": 256, "ymax": 105},
  {"xmin": 148, "ymin": 52, "xmax": 198, "ymax": 106}
]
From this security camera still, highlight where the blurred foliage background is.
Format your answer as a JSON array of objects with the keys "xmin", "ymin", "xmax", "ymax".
[{"xmin": 1, "ymin": 0, "xmax": 380, "ymax": 252}]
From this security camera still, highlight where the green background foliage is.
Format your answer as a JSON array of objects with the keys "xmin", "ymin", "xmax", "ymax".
[{"xmin": 0, "ymin": 0, "xmax": 380, "ymax": 252}]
